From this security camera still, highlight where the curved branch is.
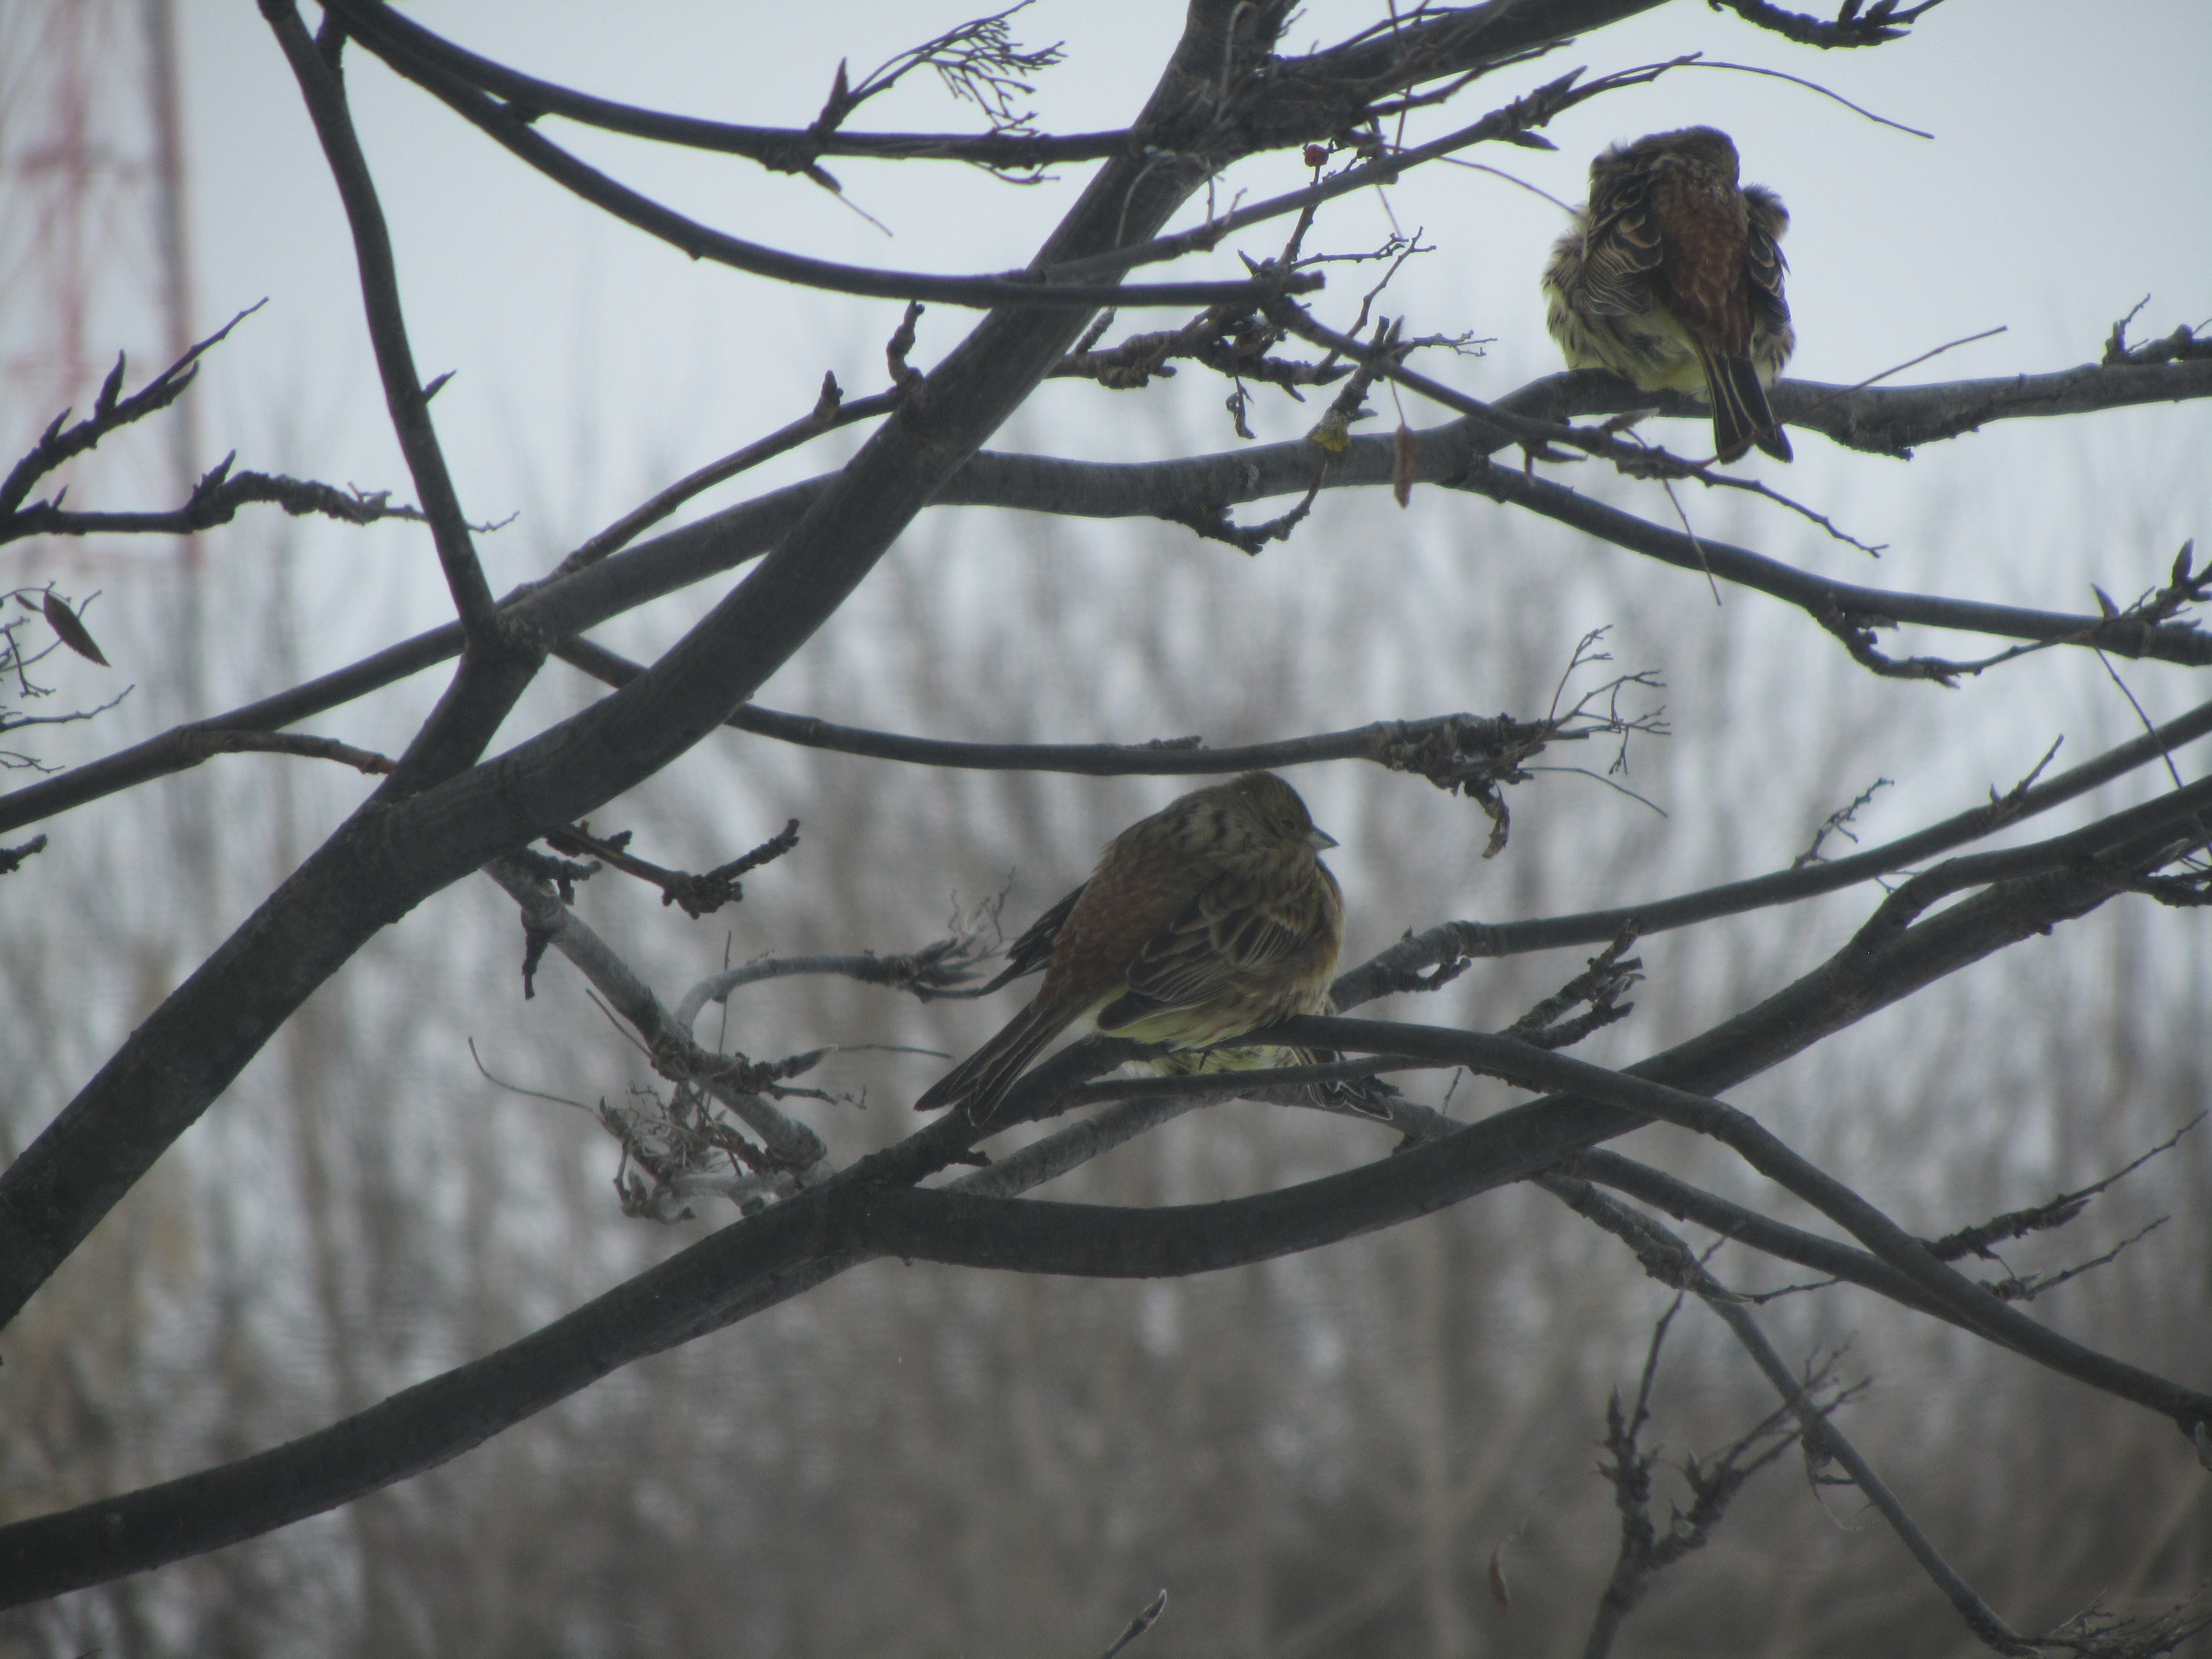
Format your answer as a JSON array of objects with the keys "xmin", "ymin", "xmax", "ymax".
[
  {"xmin": 854, "ymin": 1006, "xmax": 2212, "ymax": 1438},
  {"xmin": 321, "ymin": 0, "xmax": 1136, "ymax": 169},
  {"xmin": 264, "ymin": 1, "xmax": 497, "ymax": 648},
  {"xmin": 0, "ymin": 0, "xmax": 1300, "ymax": 1342},
  {"xmin": 319, "ymin": 0, "xmax": 1671, "ymax": 184},
  {"xmin": 559, "ymin": 634, "xmax": 1612, "ymax": 784},
  {"xmin": 2, "ymin": 791, "xmax": 2190, "ymax": 1604},
  {"xmin": 5, "ymin": 347, "xmax": 2206, "ymax": 838},
  {"xmin": 3, "ymin": 462, "xmax": 428, "ymax": 544},
  {"xmin": 1341, "ymin": 706, "xmax": 2212, "ymax": 998},
  {"xmin": 321, "ymin": 0, "xmax": 1316, "ymax": 312},
  {"xmin": 1457, "ymin": 458, "xmax": 2212, "ymax": 666}
]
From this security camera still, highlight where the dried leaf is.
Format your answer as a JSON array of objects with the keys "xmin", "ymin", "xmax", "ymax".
[
  {"xmin": 1392, "ymin": 422, "xmax": 1418, "ymax": 507},
  {"xmin": 42, "ymin": 591, "xmax": 109, "ymax": 668}
]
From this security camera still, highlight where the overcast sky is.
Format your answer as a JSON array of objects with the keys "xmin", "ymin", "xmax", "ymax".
[
  {"xmin": 8, "ymin": 0, "xmax": 2210, "ymax": 806},
  {"xmin": 146, "ymin": 1, "xmax": 2208, "ymax": 542}
]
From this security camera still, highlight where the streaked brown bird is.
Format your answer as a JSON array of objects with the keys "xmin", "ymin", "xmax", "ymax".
[
  {"xmin": 914, "ymin": 772, "xmax": 1347, "ymax": 1123},
  {"xmin": 1542, "ymin": 125, "xmax": 1795, "ymax": 462}
]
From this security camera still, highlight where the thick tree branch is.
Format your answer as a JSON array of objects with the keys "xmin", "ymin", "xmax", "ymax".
[
  {"xmin": 857, "ymin": 1005, "xmax": 2212, "ymax": 1431},
  {"xmin": 9, "ymin": 349, "xmax": 2202, "ymax": 839},
  {"xmin": 0, "ymin": 0, "xmax": 1330, "ymax": 1337},
  {"xmin": 6, "ymin": 799, "xmax": 2190, "ymax": 1604}
]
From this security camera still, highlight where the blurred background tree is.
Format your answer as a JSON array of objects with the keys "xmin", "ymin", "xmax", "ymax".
[{"xmin": 2, "ymin": 3, "xmax": 2208, "ymax": 1655}]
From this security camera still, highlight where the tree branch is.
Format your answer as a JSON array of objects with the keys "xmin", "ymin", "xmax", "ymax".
[
  {"xmin": 8, "ymin": 791, "xmax": 2192, "ymax": 1604},
  {"xmin": 0, "ymin": 0, "xmax": 1314, "ymax": 1341},
  {"xmin": 1330, "ymin": 700, "xmax": 2212, "ymax": 1005},
  {"xmin": 318, "ymin": 0, "xmax": 1322, "ymax": 312},
  {"xmin": 1544, "ymin": 1173, "xmax": 2029, "ymax": 1656},
  {"xmin": 3, "ymin": 458, "xmax": 428, "ymax": 544},
  {"xmin": 11, "ymin": 346, "xmax": 2202, "ymax": 840},
  {"xmin": 262, "ymin": 0, "xmax": 499, "ymax": 650},
  {"xmin": 0, "ymin": 304, "xmax": 262, "ymax": 519}
]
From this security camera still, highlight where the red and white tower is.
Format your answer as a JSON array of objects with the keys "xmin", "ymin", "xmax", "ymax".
[{"xmin": 1, "ymin": 0, "xmax": 198, "ymax": 539}]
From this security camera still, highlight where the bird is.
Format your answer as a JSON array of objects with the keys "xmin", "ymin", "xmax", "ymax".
[
  {"xmin": 1542, "ymin": 125, "xmax": 1796, "ymax": 462},
  {"xmin": 914, "ymin": 772, "xmax": 1349, "ymax": 1124}
]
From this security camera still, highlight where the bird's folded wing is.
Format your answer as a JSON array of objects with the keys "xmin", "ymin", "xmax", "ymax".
[
  {"xmin": 1097, "ymin": 870, "xmax": 1324, "ymax": 1030},
  {"xmin": 1575, "ymin": 169, "xmax": 1664, "ymax": 318},
  {"xmin": 1743, "ymin": 183, "xmax": 1791, "ymax": 330},
  {"xmin": 972, "ymin": 881, "xmax": 1086, "ymax": 997}
]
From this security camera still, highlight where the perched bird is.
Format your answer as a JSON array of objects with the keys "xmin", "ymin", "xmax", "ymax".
[
  {"xmin": 1542, "ymin": 125, "xmax": 1796, "ymax": 462},
  {"xmin": 915, "ymin": 772, "xmax": 1348, "ymax": 1123}
]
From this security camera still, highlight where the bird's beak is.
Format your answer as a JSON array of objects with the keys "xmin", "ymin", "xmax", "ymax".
[{"xmin": 1308, "ymin": 827, "xmax": 1339, "ymax": 852}]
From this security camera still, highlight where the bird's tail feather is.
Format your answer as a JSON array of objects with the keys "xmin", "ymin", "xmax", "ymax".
[
  {"xmin": 913, "ymin": 999, "xmax": 1071, "ymax": 1122},
  {"xmin": 1698, "ymin": 347, "xmax": 1792, "ymax": 463}
]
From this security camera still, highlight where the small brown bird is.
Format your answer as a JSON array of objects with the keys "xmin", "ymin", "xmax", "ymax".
[
  {"xmin": 915, "ymin": 772, "xmax": 1347, "ymax": 1123},
  {"xmin": 1542, "ymin": 125, "xmax": 1795, "ymax": 462}
]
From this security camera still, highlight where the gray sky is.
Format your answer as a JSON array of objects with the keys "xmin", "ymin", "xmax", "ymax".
[
  {"xmin": 10, "ymin": 1, "xmax": 2211, "ymax": 797},
  {"xmin": 159, "ymin": 2, "xmax": 2208, "ymax": 522}
]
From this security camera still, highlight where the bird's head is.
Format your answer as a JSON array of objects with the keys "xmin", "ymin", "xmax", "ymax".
[
  {"xmin": 1227, "ymin": 771, "xmax": 1339, "ymax": 853},
  {"xmin": 1621, "ymin": 124, "xmax": 1741, "ymax": 183}
]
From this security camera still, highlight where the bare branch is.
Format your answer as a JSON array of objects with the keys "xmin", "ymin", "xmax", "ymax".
[
  {"xmin": 1543, "ymin": 1173, "xmax": 2031, "ymax": 1656},
  {"xmin": 1925, "ymin": 1116, "xmax": 2205, "ymax": 1262},
  {"xmin": 0, "ymin": 303, "xmax": 264, "ymax": 518},
  {"xmin": 318, "ymin": 0, "xmax": 1323, "ymax": 313},
  {"xmin": 4, "ymin": 457, "xmax": 431, "ymax": 546},
  {"xmin": 9, "ymin": 779, "xmax": 2200, "ymax": 1603},
  {"xmin": 483, "ymin": 855, "xmax": 828, "ymax": 1178},
  {"xmin": 1332, "ymin": 698, "xmax": 2212, "ymax": 1004},
  {"xmin": 1709, "ymin": 0, "xmax": 1947, "ymax": 49},
  {"xmin": 10, "ymin": 351, "xmax": 2199, "ymax": 837},
  {"xmin": 264, "ymin": 0, "xmax": 499, "ymax": 649},
  {"xmin": 540, "ymin": 817, "xmax": 800, "ymax": 918}
]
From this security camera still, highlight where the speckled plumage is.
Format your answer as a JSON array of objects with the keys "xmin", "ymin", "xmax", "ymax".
[
  {"xmin": 1542, "ymin": 126, "xmax": 1795, "ymax": 462},
  {"xmin": 914, "ymin": 772, "xmax": 1346, "ymax": 1123}
]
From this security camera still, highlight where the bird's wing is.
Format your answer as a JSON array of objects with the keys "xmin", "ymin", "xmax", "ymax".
[
  {"xmin": 1572, "ymin": 160, "xmax": 1666, "ymax": 318},
  {"xmin": 1097, "ymin": 866, "xmax": 1331, "ymax": 1031},
  {"xmin": 1744, "ymin": 184, "xmax": 1792, "ymax": 330},
  {"xmin": 968, "ymin": 881, "xmax": 1085, "ymax": 998}
]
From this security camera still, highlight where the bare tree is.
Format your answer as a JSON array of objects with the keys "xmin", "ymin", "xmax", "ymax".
[{"xmin": 3, "ymin": 2, "xmax": 2210, "ymax": 1653}]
